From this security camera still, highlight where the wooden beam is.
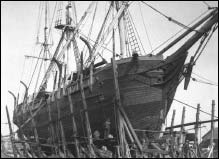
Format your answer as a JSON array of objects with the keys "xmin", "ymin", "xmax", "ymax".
[
  {"xmin": 19, "ymin": 103, "xmax": 46, "ymax": 129},
  {"xmin": 68, "ymin": 93, "xmax": 80, "ymax": 157},
  {"xmin": 55, "ymin": 92, "xmax": 68, "ymax": 157},
  {"xmin": 6, "ymin": 106, "xmax": 17, "ymax": 158},
  {"xmin": 170, "ymin": 109, "xmax": 176, "ymax": 158},
  {"xmin": 47, "ymin": 99, "xmax": 59, "ymax": 155},
  {"xmin": 166, "ymin": 119, "xmax": 218, "ymax": 129},
  {"xmin": 122, "ymin": 116, "xmax": 134, "ymax": 144},
  {"xmin": 179, "ymin": 107, "xmax": 186, "ymax": 154},
  {"xmin": 119, "ymin": 106, "xmax": 143, "ymax": 152},
  {"xmin": 16, "ymin": 127, "xmax": 29, "ymax": 157},
  {"xmin": 53, "ymin": 71, "xmax": 58, "ymax": 91},
  {"xmin": 79, "ymin": 52, "xmax": 95, "ymax": 157},
  {"xmin": 142, "ymin": 148, "xmax": 168, "ymax": 155},
  {"xmin": 111, "ymin": 57, "xmax": 125, "ymax": 157},
  {"xmin": 194, "ymin": 104, "xmax": 200, "ymax": 156},
  {"xmin": 210, "ymin": 100, "xmax": 215, "ymax": 158},
  {"xmin": 156, "ymin": 9, "xmax": 218, "ymax": 55},
  {"xmin": 28, "ymin": 99, "xmax": 43, "ymax": 157},
  {"xmin": 8, "ymin": 90, "xmax": 30, "ymax": 157},
  {"xmin": 20, "ymin": 81, "xmax": 28, "ymax": 103},
  {"xmin": 170, "ymin": 109, "xmax": 176, "ymax": 134}
]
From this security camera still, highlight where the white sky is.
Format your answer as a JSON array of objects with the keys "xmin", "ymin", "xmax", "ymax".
[{"xmin": 1, "ymin": 1, "xmax": 218, "ymax": 142}]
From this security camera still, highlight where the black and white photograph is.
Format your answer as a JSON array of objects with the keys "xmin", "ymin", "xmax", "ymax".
[{"xmin": 1, "ymin": 1, "xmax": 218, "ymax": 158}]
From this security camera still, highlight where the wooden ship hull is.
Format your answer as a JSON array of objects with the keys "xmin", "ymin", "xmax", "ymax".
[
  {"xmin": 13, "ymin": 50, "xmax": 187, "ymax": 147},
  {"xmin": 7, "ymin": 1, "xmax": 217, "ymax": 157}
]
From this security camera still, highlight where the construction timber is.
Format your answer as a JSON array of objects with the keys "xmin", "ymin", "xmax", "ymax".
[{"xmin": 3, "ymin": 1, "xmax": 218, "ymax": 158}]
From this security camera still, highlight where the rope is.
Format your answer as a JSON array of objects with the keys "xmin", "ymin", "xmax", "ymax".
[
  {"xmin": 82, "ymin": 2, "xmax": 98, "ymax": 57},
  {"xmin": 138, "ymin": 1, "xmax": 153, "ymax": 52},
  {"xmin": 191, "ymin": 77, "xmax": 218, "ymax": 86},
  {"xmin": 127, "ymin": 10, "xmax": 147, "ymax": 55},
  {"xmin": 17, "ymin": 59, "xmax": 26, "ymax": 95},
  {"xmin": 173, "ymin": 99, "xmax": 218, "ymax": 119},
  {"xmin": 148, "ymin": 9, "xmax": 209, "ymax": 54},
  {"xmin": 141, "ymin": 1, "xmax": 199, "ymax": 32},
  {"xmin": 36, "ymin": 2, "xmax": 43, "ymax": 43},
  {"xmin": 193, "ymin": 24, "xmax": 218, "ymax": 64},
  {"xmin": 28, "ymin": 46, "xmax": 44, "ymax": 89},
  {"xmin": 48, "ymin": 2, "xmax": 58, "ymax": 42},
  {"xmin": 193, "ymin": 32, "xmax": 210, "ymax": 58},
  {"xmin": 192, "ymin": 72, "xmax": 218, "ymax": 85},
  {"xmin": 202, "ymin": 1, "xmax": 212, "ymax": 9}
]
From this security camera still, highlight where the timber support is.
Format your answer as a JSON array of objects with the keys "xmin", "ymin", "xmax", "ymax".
[
  {"xmin": 79, "ymin": 52, "xmax": 96, "ymax": 157},
  {"xmin": 6, "ymin": 105, "xmax": 17, "ymax": 158},
  {"xmin": 68, "ymin": 92, "xmax": 80, "ymax": 157}
]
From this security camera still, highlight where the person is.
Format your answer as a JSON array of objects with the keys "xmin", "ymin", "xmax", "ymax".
[
  {"xmin": 93, "ymin": 130, "xmax": 102, "ymax": 149},
  {"xmin": 104, "ymin": 119, "xmax": 111, "ymax": 139},
  {"xmin": 183, "ymin": 140, "xmax": 190, "ymax": 158}
]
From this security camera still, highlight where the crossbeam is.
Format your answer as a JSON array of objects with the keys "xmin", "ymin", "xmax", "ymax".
[{"xmin": 166, "ymin": 119, "xmax": 218, "ymax": 130}]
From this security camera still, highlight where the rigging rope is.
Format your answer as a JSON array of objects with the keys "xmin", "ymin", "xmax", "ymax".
[
  {"xmin": 191, "ymin": 77, "xmax": 218, "ymax": 86},
  {"xmin": 148, "ymin": 9, "xmax": 210, "ymax": 54},
  {"xmin": 138, "ymin": 1, "xmax": 153, "ymax": 52},
  {"xmin": 192, "ymin": 72, "xmax": 218, "ymax": 85},
  {"xmin": 33, "ymin": 52, "xmax": 45, "ymax": 94},
  {"xmin": 173, "ymin": 99, "xmax": 218, "ymax": 119},
  {"xmin": 127, "ymin": 10, "xmax": 147, "ymax": 55},
  {"xmin": 17, "ymin": 59, "xmax": 26, "ymax": 95},
  {"xmin": 193, "ymin": 24, "xmax": 218, "ymax": 64},
  {"xmin": 79, "ymin": 31, "xmax": 119, "ymax": 65},
  {"xmin": 193, "ymin": 31, "xmax": 210, "ymax": 58},
  {"xmin": 27, "ymin": 46, "xmax": 44, "ymax": 89},
  {"xmin": 36, "ymin": 2, "xmax": 43, "ymax": 43},
  {"xmin": 141, "ymin": 1, "xmax": 199, "ymax": 32},
  {"xmin": 82, "ymin": 2, "xmax": 98, "ymax": 58},
  {"xmin": 48, "ymin": 2, "xmax": 58, "ymax": 43},
  {"xmin": 202, "ymin": 1, "xmax": 212, "ymax": 9}
]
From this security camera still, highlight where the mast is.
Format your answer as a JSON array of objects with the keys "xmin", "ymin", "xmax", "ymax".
[
  {"xmin": 38, "ymin": 2, "xmax": 96, "ymax": 93},
  {"xmin": 43, "ymin": 2, "xmax": 49, "ymax": 74},
  {"xmin": 65, "ymin": 1, "xmax": 77, "ymax": 75},
  {"xmin": 115, "ymin": 1, "xmax": 127, "ymax": 58}
]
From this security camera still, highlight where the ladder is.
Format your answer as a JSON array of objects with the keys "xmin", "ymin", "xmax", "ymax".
[{"xmin": 124, "ymin": 11, "xmax": 142, "ymax": 55}]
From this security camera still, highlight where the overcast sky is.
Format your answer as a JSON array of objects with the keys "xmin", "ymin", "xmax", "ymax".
[{"xmin": 1, "ymin": 1, "xmax": 218, "ymax": 141}]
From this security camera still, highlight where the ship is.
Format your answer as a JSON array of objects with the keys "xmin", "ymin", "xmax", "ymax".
[{"xmin": 11, "ymin": 1, "xmax": 218, "ymax": 157}]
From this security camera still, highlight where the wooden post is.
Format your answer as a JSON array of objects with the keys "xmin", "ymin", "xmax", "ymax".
[
  {"xmin": 79, "ymin": 36, "xmax": 94, "ymax": 92},
  {"xmin": 53, "ymin": 71, "xmax": 58, "ymax": 91},
  {"xmin": 52, "ymin": 58, "xmax": 68, "ymax": 157},
  {"xmin": 79, "ymin": 52, "xmax": 95, "ymax": 157},
  {"xmin": 68, "ymin": 93, "xmax": 80, "ymax": 157},
  {"xmin": 6, "ymin": 106, "xmax": 17, "ymax": 158},
  {"xmin": 55, "ymin": 94, "xmax": 68, "ymax": 157},
  {"xmin": 8, "ymin": 91, "xmax": 16, "ymax": 110},
  {"xmin": 119, "ymin": 106, "xmax": 143, "ymax": 152},
  {"xmin": 17, "ymin": 127, "xmax": 29, "ymax": 158},
  {"xmin": 210, "ymin": 100, "xmax": 215, "ymax": 158},
  {"xmin": 122, "ymin": 116, "xmax": 134, "ymax": 143},
  {"xmin": 64, "ymin": 64, "xmax": 67, "ymax": 83},
  {"xmin": 111, "ymin": 58, "xmax": 125, "ymax": 157},
  {"xmin": 179, "ymin": 106, "xmax": 186, "ymax": 155},
  {"xmin": 13, "ymin": 84, "xmax": 29, "ymax": 157},
  {"xmin": 47, "ymin": 99, "xmax": 59, "ymax": 155},
  {"xmin": 170, "ymin": 110, "xmax": 176, "ymax": 134},
  {"xmin": 20, "ymin": 81, "xmax": 28, "ymax": 104},
  {"xmin": 159, "ymin": 99, "xmax": 168, "ymax": 138},
  {"xmin": 170, "ymin": 109, "xmax": 176, "ymax": 158},
  {"xmin": 194, "ymin": 104, "xmax": 200, "ymax": 156},
  {"xmin": 28, "ymin": 100, "xmax": 43, "ymax": 157}
]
